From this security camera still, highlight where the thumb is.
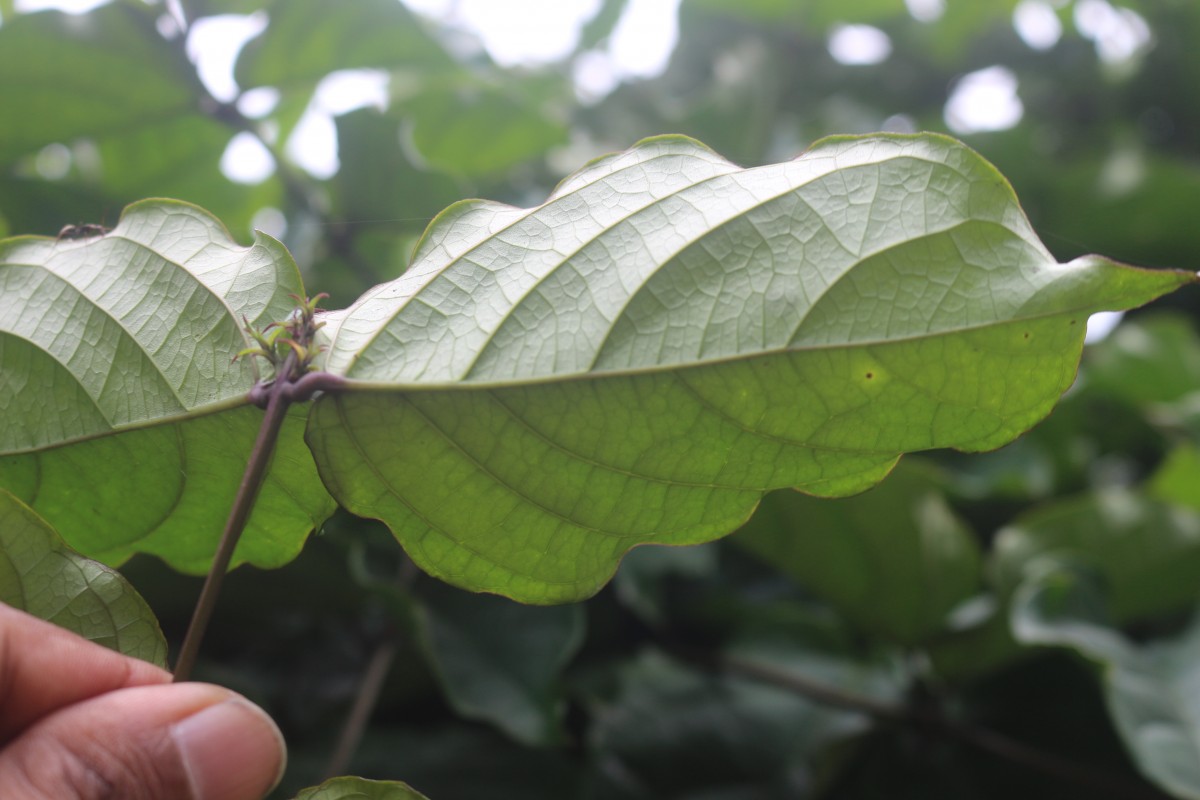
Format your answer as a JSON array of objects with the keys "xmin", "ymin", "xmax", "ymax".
[{"xmin": 0, "ymin": 682, "xmax": 286, "ymax": 800}]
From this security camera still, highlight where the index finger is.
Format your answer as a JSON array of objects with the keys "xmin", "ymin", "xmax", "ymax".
[{"xmin": 0, "ymin": 602, "xmax": 171, "ymax": 744}]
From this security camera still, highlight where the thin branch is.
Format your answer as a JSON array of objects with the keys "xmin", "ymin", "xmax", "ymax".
[
  {"xmin": 717, "ymin": 651, "xmax": 906, "ymax": 722},
  {"xmin": 322, "ymin": 632, "xmax": 400, "ymax": 780},
  {"xmin": 173, "ymin": 353, "xmax": 298, "ymax": 682},
  {"xmin": 703, "ymin": 650, "xmax": 1163, "ymax": 800}
]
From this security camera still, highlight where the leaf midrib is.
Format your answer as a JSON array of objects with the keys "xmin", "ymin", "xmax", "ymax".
[
  {"xmin": 0, "ymin": 394, "xmax": 250, "ymax": 457},
  {"xmin": 330, "ymin": 300, "xmax": 1094, "ymax": 394}
]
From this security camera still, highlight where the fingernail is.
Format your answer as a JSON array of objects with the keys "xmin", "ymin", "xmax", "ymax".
[{"xmin": 172, "ymin": 698, "xmax": 287, "ymax": 800}]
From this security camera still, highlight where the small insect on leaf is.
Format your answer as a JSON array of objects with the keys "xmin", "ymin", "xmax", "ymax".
[{"xmin": 56, "ymin": 223, "xmax": 111, "ymax": 241}]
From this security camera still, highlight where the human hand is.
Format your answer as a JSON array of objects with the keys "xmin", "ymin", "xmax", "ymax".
[{"xmin": 0, "ymin": 602, "xmax": 286, "ymax": 799}]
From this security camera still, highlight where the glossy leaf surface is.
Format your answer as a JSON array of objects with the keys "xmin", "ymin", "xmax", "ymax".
[
  {"xmin": 0, "ymin": 200, "xmax": 336, "ymax": 571},
  {"xmin": 0, "ymin": 489, "xmax": 166, "ymax": 665},
  {"xmin": 306, "ymin": 133, "xmax": 1193, "ymax": 602}
]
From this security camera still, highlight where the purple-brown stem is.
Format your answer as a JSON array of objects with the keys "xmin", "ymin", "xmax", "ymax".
[{"xmin": 173, "ymin": 353, "xmax": 304, "ymax": 682}]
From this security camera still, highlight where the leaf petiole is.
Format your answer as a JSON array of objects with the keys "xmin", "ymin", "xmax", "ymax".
[
  {"xmin": 173, "ymin": 351, "xmax": 299, "ymax": 682},
  {"xmin": 174, "ymin": 292, "xmax": 341, "ymax": 682}
]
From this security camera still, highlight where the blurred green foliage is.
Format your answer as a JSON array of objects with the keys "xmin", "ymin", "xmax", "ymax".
[{"xmin": 3, "ymin": 0, "xmax": 1200, "ymax": 797}]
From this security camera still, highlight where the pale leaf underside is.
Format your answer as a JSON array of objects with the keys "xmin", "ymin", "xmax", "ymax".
[
  {"xmin": 0, "ymin": 200, "xmax": 335, "ymax": 571},
  {"xmin": 305, "ymin": 133, "xmax": 1193, "ymax": 602},
  {"xmin": 0, "ymin": 136, "xmax": 1190, "ymax": 595}
]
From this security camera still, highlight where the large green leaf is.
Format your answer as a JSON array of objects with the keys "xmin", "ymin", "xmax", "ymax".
[
  {"xmin": 735, "ymin": 460, "xmax": 981, "ymax": 644},
  {"xmin": 0, "ymin": 199, "xmax": 336, "ymax": 571},
  {"xmin": 0, "ymin": 488, "xmax": 167, "ymax": 666},
  {"xmin": 306, "ymin": 132, "xmax": 1193, "ymax": 603},
  {"xmin": 1012, "ymin": 561, "xmax": 1200, "ymax": 799}
]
